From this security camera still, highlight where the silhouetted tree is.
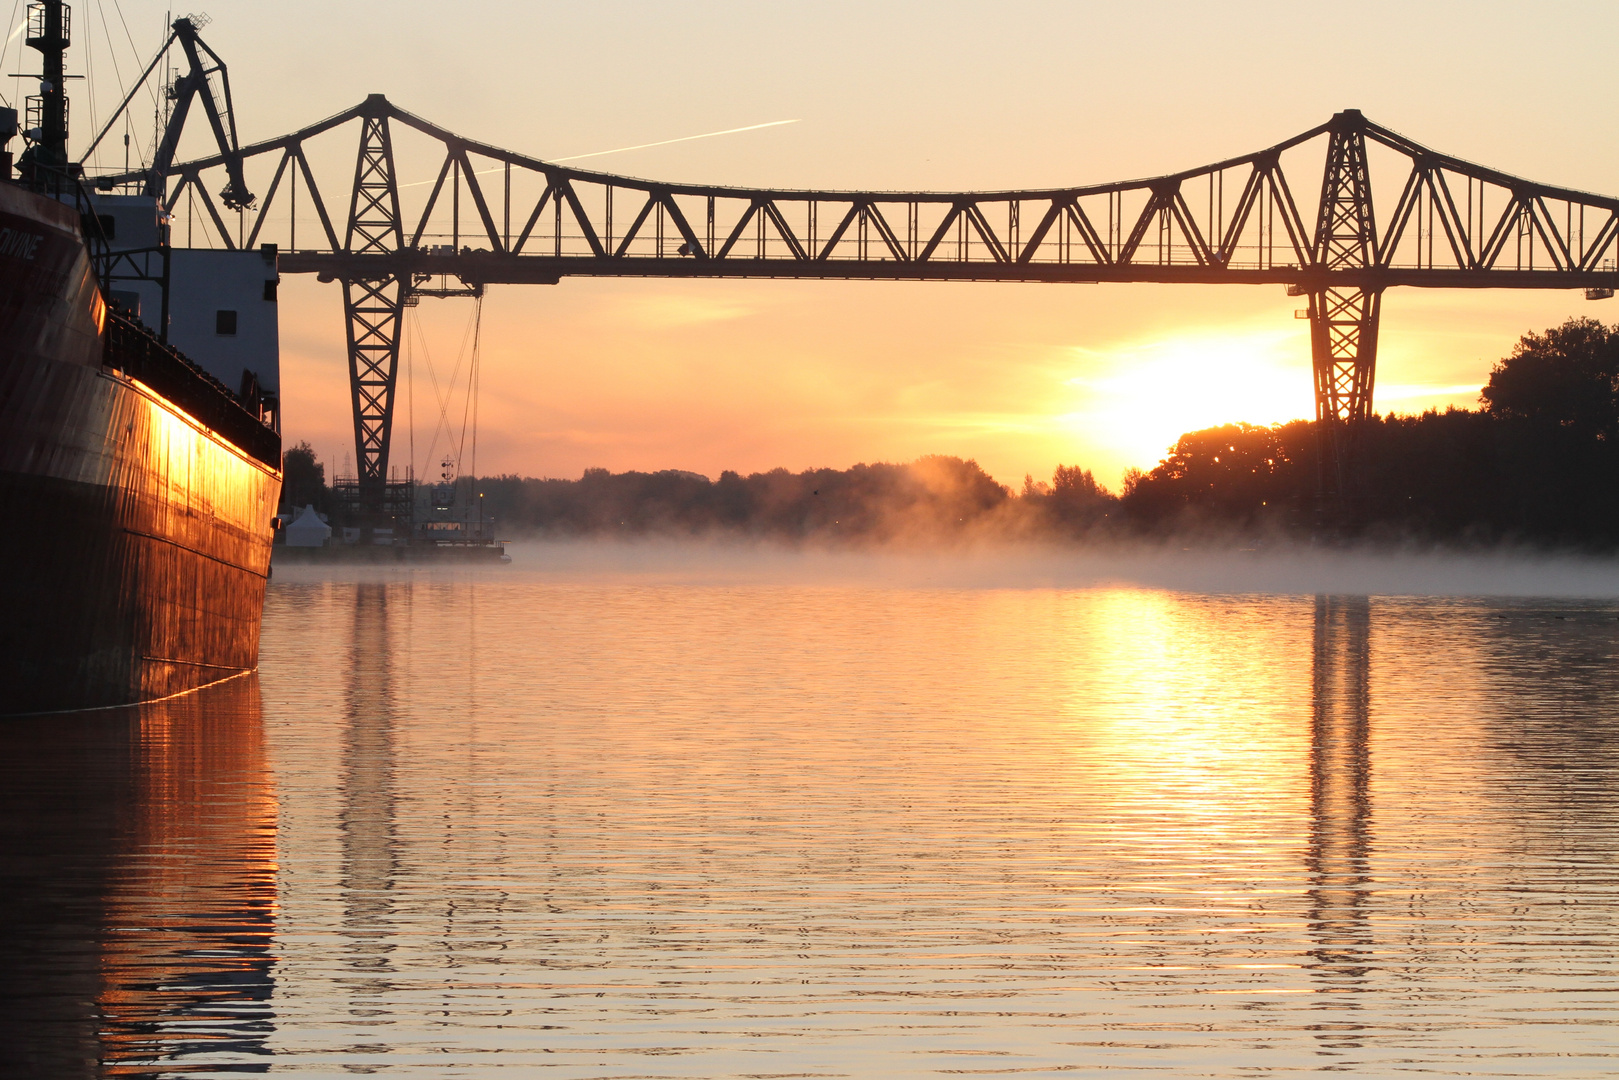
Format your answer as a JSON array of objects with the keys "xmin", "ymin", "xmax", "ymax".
[
  {"xmin": 1122, "ymin": 421, "xmax": 1313, "ymax": 526},
  {"xmin": 280, "ymin": 441, "xmax": 328, "ymax": 513},
  {"xmin": 1481, "ymin": 317, "xmax": 1619, "ymax": 436},
  {"xmin": 1047, "ymin": 464, "xmax": 1112, "ymax": 528}
]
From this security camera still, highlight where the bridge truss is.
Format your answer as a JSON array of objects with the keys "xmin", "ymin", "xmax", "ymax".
[{"xmin": 102, "ymin": 97, "xmax": 1619, "ymax": 506}]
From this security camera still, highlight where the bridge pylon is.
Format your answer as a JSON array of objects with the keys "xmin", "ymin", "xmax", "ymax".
[
  {"xmin": 1309, "ymin": 111, "xmax": 1381, "ymax": 505},
  {"xmin": 1309, "ymin": 286, "xmax": 1381, "ymax": 499},
  {"xmin": 341, "ymin": 96, "xmax": 410, "ymax": 529}
]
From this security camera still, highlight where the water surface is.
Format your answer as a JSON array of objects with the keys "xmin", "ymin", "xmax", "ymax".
[{"xmin": 4, "ymin": 543, "xmax": 1618, "ymax": 1076}]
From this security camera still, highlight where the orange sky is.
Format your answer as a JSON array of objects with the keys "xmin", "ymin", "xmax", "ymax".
[{"xmin": 24, "ymin": 1, "xmax": 1619, "ymax": 489}]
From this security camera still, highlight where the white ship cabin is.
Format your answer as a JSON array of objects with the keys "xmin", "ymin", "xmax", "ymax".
[{"xmin": 86, "ymin": 192, "xmax": 280, "ymax": 404}]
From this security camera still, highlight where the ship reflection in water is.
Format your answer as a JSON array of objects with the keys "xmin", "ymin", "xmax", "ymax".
[
  {"xmin": 6, "ymin": 564, "xmax": 1619, "ymax": 1075},
  {"xmin": 0, "ymin": 676, "xmax": 275, "ymax": 1076}
]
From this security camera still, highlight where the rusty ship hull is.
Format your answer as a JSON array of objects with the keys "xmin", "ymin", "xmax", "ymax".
[{"xmin": 0, "ymin": 183, "xmax": 281, "ymax": 713}]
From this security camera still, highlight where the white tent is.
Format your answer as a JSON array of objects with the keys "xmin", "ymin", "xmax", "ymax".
[{"xmin": 285, "ymin": 504, "xmax": 332, "ymax": 548}]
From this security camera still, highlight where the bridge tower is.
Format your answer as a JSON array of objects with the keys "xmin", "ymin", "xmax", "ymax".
[
  {"xmin": 1308, "ymin": 110, "xmax": 1381, "ymax": 504},
  {"xmin": 341, "ymin": 95, "xmax": 410, "ymax": 528}
]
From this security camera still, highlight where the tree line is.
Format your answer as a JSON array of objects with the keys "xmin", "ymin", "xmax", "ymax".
[
  {"xmin": 1122, "ymin": 316, "xmax": 1619, "ymax": 544},
  {"xmin": 282, "ymin": 317, "xmax": 1619, "ymax": 547},
  {"xmin": 280, "ymin": 447, "xmax": 1114, "ymax": 542}
]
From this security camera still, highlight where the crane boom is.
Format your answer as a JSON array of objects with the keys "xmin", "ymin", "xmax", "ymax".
[{"xmin": 78, "ymin": 15, "xmax": 253, "ymax": 210}]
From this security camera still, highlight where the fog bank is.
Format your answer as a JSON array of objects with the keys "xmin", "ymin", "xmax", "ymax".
[{"xmin": 273, "ymin": 539, "xmax": 1619, "ymax": 599}]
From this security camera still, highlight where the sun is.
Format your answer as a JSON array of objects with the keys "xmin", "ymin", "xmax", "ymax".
[{"xmin": 1062, "ymin": 328, "xmax": 1315, "ymax": 472}]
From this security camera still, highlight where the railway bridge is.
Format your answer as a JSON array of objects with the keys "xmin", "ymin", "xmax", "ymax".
[{"xmin": 99, "ymin": 89, "xmax": 1619, "ymax": 508}]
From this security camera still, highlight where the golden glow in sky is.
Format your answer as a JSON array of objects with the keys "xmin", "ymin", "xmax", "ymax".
[{"xmin": 1068, "ymin": 328, "xmax": 1313, "ymax": 471}]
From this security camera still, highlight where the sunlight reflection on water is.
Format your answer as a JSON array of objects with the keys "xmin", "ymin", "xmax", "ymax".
[{"xmin": 3, "ymin": 544, "xmax": 1618, "ymax": 1076}]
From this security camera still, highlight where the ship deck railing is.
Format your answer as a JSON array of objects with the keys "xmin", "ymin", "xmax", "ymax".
[{"xmin": 102, "ymin": 311, "xmax": 281, "ymax": 468}]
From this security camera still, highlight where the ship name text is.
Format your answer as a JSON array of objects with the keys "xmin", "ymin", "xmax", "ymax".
[{"xmin": 0, "ymin": 227, "xmax": 44, "ymax": 262}]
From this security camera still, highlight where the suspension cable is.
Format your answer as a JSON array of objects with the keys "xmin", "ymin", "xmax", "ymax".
[{"xmin": 2, "ymin": 0, "xmax": 23, "ymax": 110}]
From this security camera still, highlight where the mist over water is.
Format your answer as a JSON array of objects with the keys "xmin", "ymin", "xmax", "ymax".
[
  {"xmin": 369, "ymin": 537, "xmax": 1619, "ymax": 599},
  {"xmin": 6, "ymin": 543, "xmax": 1619, "ymax": 1075}
]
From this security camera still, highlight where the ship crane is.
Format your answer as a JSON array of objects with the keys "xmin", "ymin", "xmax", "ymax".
[{"xmin": 78, "ymin": 13, "xmax": 253, "ymax": 210}]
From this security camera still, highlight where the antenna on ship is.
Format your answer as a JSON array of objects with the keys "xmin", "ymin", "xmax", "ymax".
[{"xmin": 17, "ymin": 1, "xmax": 72, "ymax": 191}]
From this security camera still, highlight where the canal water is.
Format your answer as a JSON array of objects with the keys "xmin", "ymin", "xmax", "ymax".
[{"xmin": 4, "ymin": 542, "xmax": 1619, "ymax": 1077}]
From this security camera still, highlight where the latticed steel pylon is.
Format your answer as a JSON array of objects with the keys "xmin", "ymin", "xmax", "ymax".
[
  {"xmin": 341, "ymin": 96, "xmax": 408, "ymax": 513},
  {"xmin": 1309, "ymin": 111, "xmax": 1381, "ymax": 502}
]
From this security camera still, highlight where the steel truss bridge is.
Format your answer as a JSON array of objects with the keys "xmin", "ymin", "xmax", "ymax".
[{"xmin": 103, "ymin": 96, "xmax": 1619, "ymax": 506}]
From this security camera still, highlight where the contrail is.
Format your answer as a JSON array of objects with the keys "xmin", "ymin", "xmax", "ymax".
[
  {"xmin": 552, "ymin": 118, "xmax": 799, "ymax": 162},
  {"xmin": 399, "ymin": 119, "xmax": 800, "ymax": 189},
  {"xmin": 1, "ymin": 21, "xmax": 24, "ymax": 108}
]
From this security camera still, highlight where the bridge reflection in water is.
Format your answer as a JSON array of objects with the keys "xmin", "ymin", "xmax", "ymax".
[
  {"xmin": 340, "ymin": 583, "xmax": 401, "ymax": 996},
  {"xmin": 0, "ymin": 676, "xmax": 277, "ymax": 1076},
  {"xmin": 1306, "ymin": 595, "xmax": 1374, "ymax": 1046}
]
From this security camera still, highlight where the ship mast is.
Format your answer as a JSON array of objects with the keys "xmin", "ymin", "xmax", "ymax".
[{"xmin": 22, "ymin": 0, "xmax": 71, "ymax": 186}]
